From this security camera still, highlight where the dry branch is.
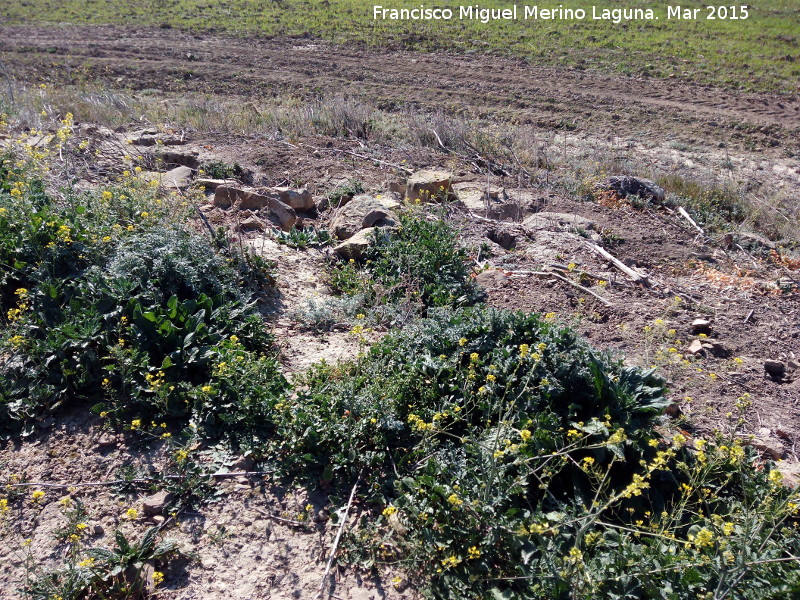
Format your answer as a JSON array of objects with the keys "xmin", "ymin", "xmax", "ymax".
[{"xmin": 588, "ymin": 243, "xmax": 650, "ymax": 286}]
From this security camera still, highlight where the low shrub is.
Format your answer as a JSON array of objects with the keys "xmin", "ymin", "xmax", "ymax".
[
  {"xmin": 271, "ymin": 306, "xmax": 800, "ymax": 599},
  {"xmin": 328, "ymin": 212, "xmax": 483, "ymax": 313}
]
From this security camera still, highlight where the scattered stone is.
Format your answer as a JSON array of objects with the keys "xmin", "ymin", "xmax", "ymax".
[
  {"xmin": 126, "ymin": 129, "xmax": 185, "ymax": 147},
  {"xmin": 150, "ymin": 515, "xmax": 166, "ymax": 525},
  {"xmin": 748, "ymin": 435, "xmax": 786, "ymax": 461},
  {"xmin": 691, "ymin": 318, "xmax": 712, "ymax": 334},
  {"xmin": 142, "ymin": 490, "xmax": 174, "ymax": 517},
  {"xmin": 778, "ymin": 461, "xmax": 800, "ymax": 488},
  {"xmin": 238, "ymin": 215, "xmax": 266, "ymax": 231},
  {"xmin": 788, "ymin": 359, "xmax": 800, "ymax": 371},
  {"xmin": 687, "ymin": 339, "xmax": 706, "ymax": 357},
  {"xmin": 333, "ymin": 227, "xmax": 380, "ymax": 261},
  {"xmin": 213, "ymin": 186, "xmax": 297, "ymax": 231},
  {"xmin": 272, "ymin": 187, "xmax": 315, "ymax": 212},
  {"xmin": 392, "ymin": 578, "xmax": 410, "ymax": 593},
  {"xmin": 764, "ymin": 359, "xmax": 786, "ymax": 379},
  {"xmin": 597, "ymin": 175, "xmax": 665, "ymax": 203},
  {"xmin": 329, "ymin": 195, "xmax": 399, "ymax": 240},
  {"xmin": 475, "ymin": 269, "xmax": 508, "ymax": 288},
  {"xmin": 487, "ymin": 227, "xmax": 517, "ymax": 250},
  {"xmin": 91, "ymin": 522, "xmax": 105, "ymax": 536},
  {"xmin": 160, "ymin": 165, "xmax": 194, "ymax": 189},
  {"xmin": 194, "ymin": 178, "xmax": 231, "ymax": 191},
  {"xmin": 523, "ymin": 212, "xmax": 595, "ymax": 232},
  {"xmin": 230, "ymin": 455, "xmax": 255, "ymax": 472},
  {"xmin": 405, "ymin": 169, "xmax": 455, "ymax": 203},
  {"xmin": 664, "ymin": 403, "xmax": 682, "ymax": 418},
  {"xmin": 95, "ymin": 433, "xmax": 117, "ymax": 449}
]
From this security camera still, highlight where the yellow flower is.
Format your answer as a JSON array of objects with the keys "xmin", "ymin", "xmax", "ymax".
[
  {"xmin": 125, "ymin": 508, "xmax": 139, "ymax": 520},
  {"xmin": 458, "ymin": 337, "xmax": 468, "ymax": 346},
  {"xmin": 382, "ymin": 505, "xmax": 397, "ymax": 517},
  {"xmin": 467, "ymin": 546, "xmax": 481, "ymax": 559},
  {"xmin": 0, "ymin": 498, "xmax": 9, "ymax": 514},
  {"xmin": 201, "ymin": 385, "xmax": 212, "ymax": 393},
  {"xmin": 441, "ymin": 555, "xmax": 461, "ymax": 569},
  {"xmin": 486, "ymin": 374, "xmax": 497, "ymax": 383},
  {"xmin": 130, "ymin": 419, "xmax": 141, "ymax": 429},
  {"xmin": 447, "ymin": 493, "xmax": 463, "ymax": 507},
  {"xmin": 78, "ymin": 557, "xmax": 95, "ymax": 568},
  {"xmin": 769, "ymin": 470, "xmax": 783, "ymax": 487},
  {"xmin": 140, "ymin": 211, "xmax": 149, "ymax": 218},
  {"xmin": 76, "ymin": 522, "xmax": 88, "ymax": 531},
  {"xmin": 31, "ymin": 490, "xmax": 45, "ymax": 503},
  {"xmin": 153, "ymin": 571, "xmax": 165, "ymax": 587},
  {"xmin": 519, "ymin": 344, "xmax": 530, "ymax": 357},
  {"xmin": 519, "ymin": 429, "xmax": 532, "ymax": 442}
]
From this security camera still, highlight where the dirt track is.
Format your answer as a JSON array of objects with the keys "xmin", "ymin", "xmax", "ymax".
[{"xmin": 0, "ymin": 25, "xmax": 798, "ymax": 153}]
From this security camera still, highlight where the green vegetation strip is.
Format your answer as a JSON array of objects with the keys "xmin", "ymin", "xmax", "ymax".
[
  {"xmin": 2, "ymin": 0, "xmax": 799, "ymax": 92},
  {"xmin": 2, "ymin": 116, "xmax": 800, "ymax": 599}
]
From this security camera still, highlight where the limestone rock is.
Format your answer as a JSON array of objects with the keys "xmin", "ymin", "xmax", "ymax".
[
  {"xmin": 238, "ymin": 215, "xmax": 266, "ymax": 231},
  {"xmin": 523, "ymin": 212, "xmax": 595, "ymax": 232},
  {"xmin": 213, "ymin": 186, "xmax": 297, "ymax": 231},
  {"xmin": 194, "ymin": 178, "xmax": 232, "ymax": 191},
  {"xmin": 160, "ymin": 166, "xmax": 194, "ymax": 189},
  {"xmin": 597, "ymin": 175, "xmax": 665, "ymax": 203},
  {"xmin": 691, "ymin": 318, "xmax": 712, "ymax": 334},
  {"xmin": 142, "ymin": 490, "xmax": 174, "ymax": 517},
  {"xmin": 329, "ymin": 195, "xmax": 399, "ymax": 240},
  {"xmin": 405, "ymin": 169, "xmax": 455, "ymax": 203},
  {"xmin": 333, "ymin": 227, "xmax": 380, "ymax": 261},
  {"xmin": 687, "ymin": 339, "xmax": 706, "ymax": 357},
  {"xmin": 272, "ymin": 187, "xmax": 315, "ymax": 212}
]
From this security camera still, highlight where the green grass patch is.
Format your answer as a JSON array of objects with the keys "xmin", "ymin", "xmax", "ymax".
[{"xmin": 2, "ymin": 1, "xmax": 798, "ymax": 92}]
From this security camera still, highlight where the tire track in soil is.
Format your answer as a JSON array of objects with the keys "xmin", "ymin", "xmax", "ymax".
[{"xmin": 0, "ymin": 24, "xmax": 798, "ymax": 151}]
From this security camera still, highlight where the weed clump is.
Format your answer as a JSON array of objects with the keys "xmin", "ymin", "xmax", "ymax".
[{"xmin": 329, "ymin": 212, "xmax": 483, "ymax": 314}]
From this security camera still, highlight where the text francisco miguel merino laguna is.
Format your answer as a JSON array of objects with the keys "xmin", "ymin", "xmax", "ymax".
[{"xmin": 373, "ymin": 5, "xmax": 748, "ymax": 23}]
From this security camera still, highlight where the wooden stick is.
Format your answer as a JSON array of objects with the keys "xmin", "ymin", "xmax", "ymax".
[
  {"xmin": 315, "ymin": 471, "xmax": 362, "ymax": 600},
  {"xmin": 550, "ymin": 272, "xmax": 613, "ymax": 306},
  {"xmin": 252, "ymin": 507, "xmax": 306, "ymax": 528},
  {"xmin": 743, "ymin": 309, "xmax": 755, "ymax": 324},
  {"xmin": 588, "ymin": 243, "xmax": 650, "ymax": 286},
  {"xmin": 506, "ymin": 270, "xmax": 612, "ymax": 307},
  {"xmin": 678, "ymin": 206, "xmax": 704, "ymax": 235}
]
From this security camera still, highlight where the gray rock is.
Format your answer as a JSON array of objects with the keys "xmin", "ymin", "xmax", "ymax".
[
  {"xmin": 213, "ymin": 186, "xmax": 297, "ymax": 231},
  {"xmin": 405, "ymin": 169, "xmax": 455, "ymax": 203},
  {"xmin": 598, "ymin": 175, "xmax": 665, "ymax": 203},
  {"xmin": 142, "ymin": 491, "xmax": 174, "ymax": 517},
  {"xmin": 238, "ymin": 215, "xmax": 266, "ymax": 231},
  {"xmin": 272, "ymin": 187, "xmax": 315, "ymax": 212},
  {"xmin": 523, "ymin": 212, "xmax": 595, "ymax": 232},
  {"xmin": 764, "ymin": 360, "xmax": 786, "ymax": 379},
  {"xmin": 475, "ymin": 269, "xmax": 509, "ymax": 288},
  {"xmin": 691, "ymin": 318, "xmax": 712, "ymax": 334},
  {"xmin": 687, "ymin": 339, "xmax": 706, "ymax": 357},
  {"xmin": 329, "ymin": 195, "xmax": 399, "ymax": 240},
  {"xmin": 333, "ymin": 227, "xmax": 380, "ymax": 261},
  {"xmin": 160, "ymin": 166, "xmax": 194, "ymax": 189}
]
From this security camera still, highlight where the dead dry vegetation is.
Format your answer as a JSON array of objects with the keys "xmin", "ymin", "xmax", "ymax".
[{"xmin": 1, "ymin": 30, "xmax": 800, "ymax": 600}]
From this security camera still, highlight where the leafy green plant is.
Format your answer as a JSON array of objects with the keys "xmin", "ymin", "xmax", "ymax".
[
  {"xmin": 198, "ymin": 160, "xmax": 241, "ymax": 180},
  {"xmin": 274, "ymin": 226, "xmax": 332, "ymax": 249},
  {"xmin": 326, "ymin": 179, "xmax": 364, "ymax": 206},
  {"xmin": 23, "ymin": 527, "xmax": 182, "ymax": 600},
  {"xmin": 328, "ymin": 212, "xmax": 483, "ymax": 313}
]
